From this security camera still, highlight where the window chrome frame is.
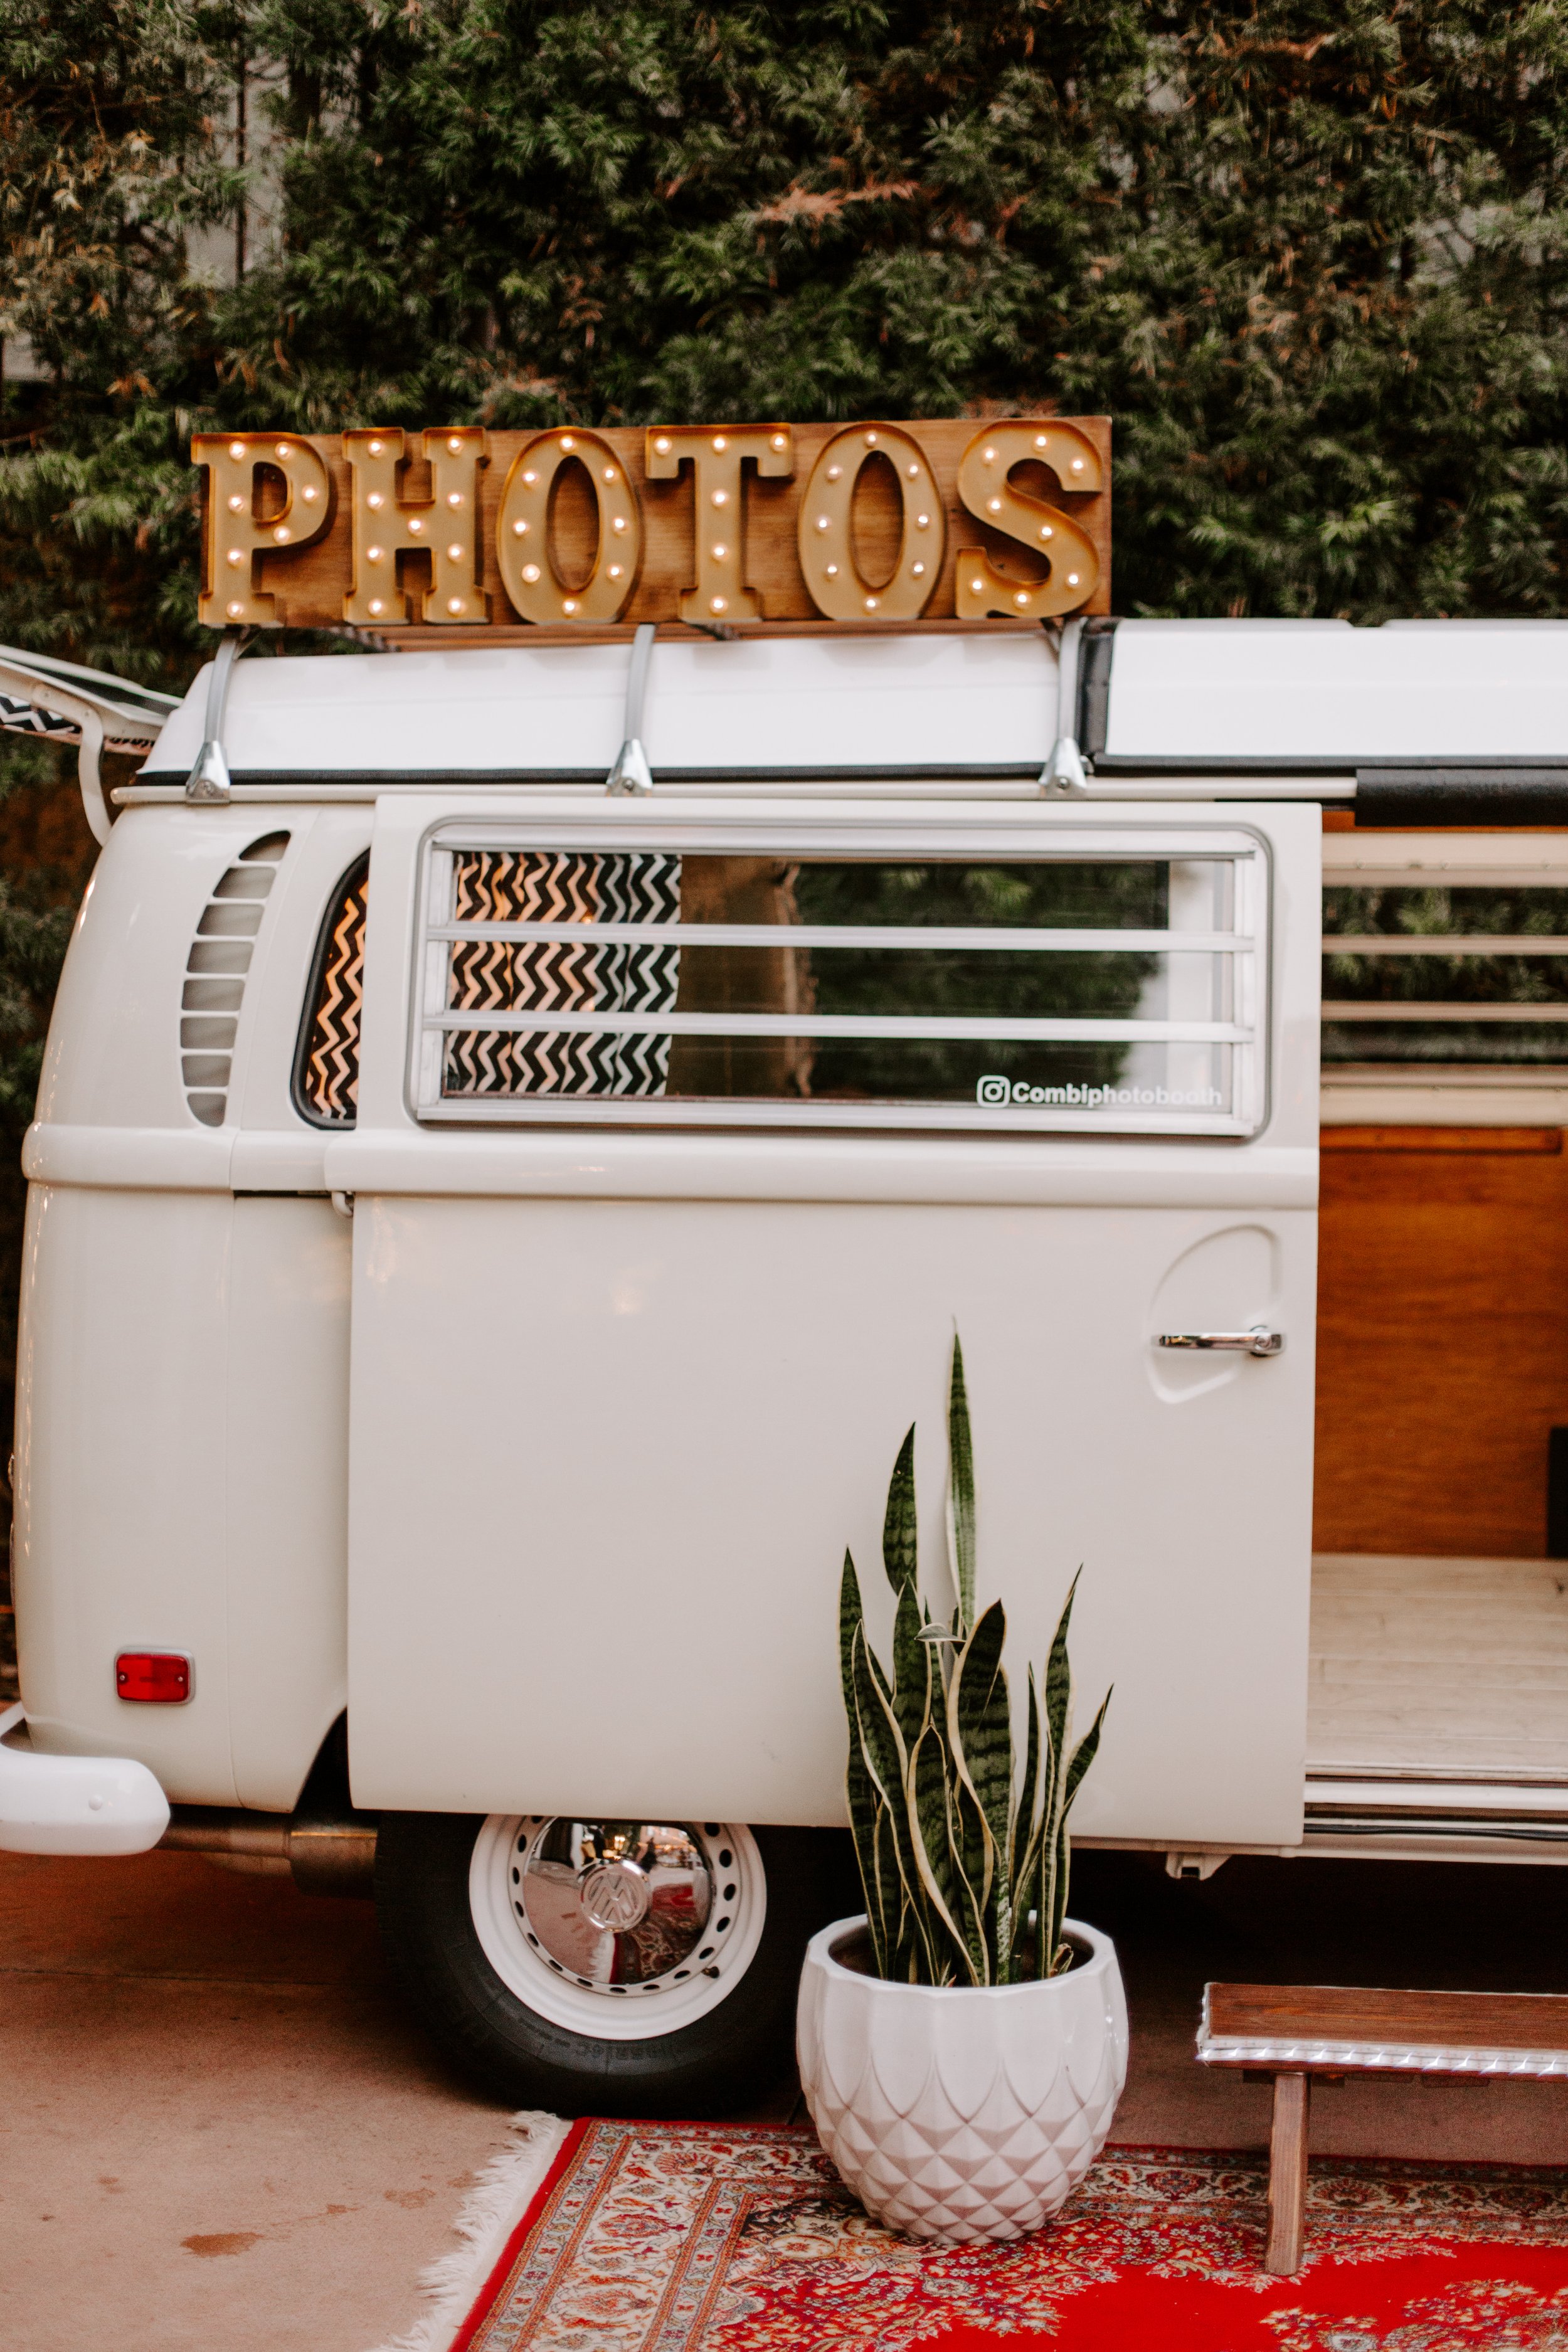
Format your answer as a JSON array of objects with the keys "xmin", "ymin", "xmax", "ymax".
[{"xmin": 409, "ymin": 816, "xmax": 1273, "ymax": 1139}]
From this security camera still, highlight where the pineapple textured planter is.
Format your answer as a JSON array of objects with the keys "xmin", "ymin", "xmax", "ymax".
[{"xmin": 798, "ymin": 1914, "xmax": 1128, "ymax": 2245}]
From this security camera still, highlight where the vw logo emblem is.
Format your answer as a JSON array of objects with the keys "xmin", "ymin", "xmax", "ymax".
[{"xmin": 578, "ymin": 1858, "xmax": 652, "ymax": 1933}]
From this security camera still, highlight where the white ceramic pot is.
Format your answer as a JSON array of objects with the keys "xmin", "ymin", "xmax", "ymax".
[{"xmin": 797, "ymin": 1915, "xmax": 1128, "ymax": 2245}]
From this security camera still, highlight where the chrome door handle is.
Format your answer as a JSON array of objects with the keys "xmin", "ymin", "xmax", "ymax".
[{"xmin": 1157, "ymin": 1325, "xmax": 1283, "ymax": 1358}]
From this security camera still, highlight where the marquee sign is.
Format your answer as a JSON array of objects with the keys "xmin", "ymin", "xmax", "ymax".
[{"xmin": 194, "ymin": 416, "xmax": 1110, "ymax": 635}]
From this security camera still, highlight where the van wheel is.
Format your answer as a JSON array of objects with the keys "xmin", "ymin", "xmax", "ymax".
[{"xmin": 374, "ymin": 1811, "xmax": 822, "ymax": 2115}]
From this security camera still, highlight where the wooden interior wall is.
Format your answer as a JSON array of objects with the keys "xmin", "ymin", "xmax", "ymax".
[{"xmin": 1314, "ymin": 1128, "xmax": 1568, "ymax": 1557}]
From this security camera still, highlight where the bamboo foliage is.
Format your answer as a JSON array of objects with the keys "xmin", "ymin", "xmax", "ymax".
[{"xmin": 840, "ymin": 1336, "xmax": 1111, "ymax": 1987}]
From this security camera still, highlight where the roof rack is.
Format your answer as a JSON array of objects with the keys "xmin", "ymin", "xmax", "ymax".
[{"xmin": 0, "ymin": 645, "xmax": 177, "ymax": 844}]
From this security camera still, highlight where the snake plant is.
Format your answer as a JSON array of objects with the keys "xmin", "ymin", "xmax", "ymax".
[{"xmin": 839, "ymin": 1336, "xmax": 1111, "ymax": 1986}]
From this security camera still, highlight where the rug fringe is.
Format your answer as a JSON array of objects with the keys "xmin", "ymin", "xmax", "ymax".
[{"xmin": 363, "ymin": 2108, "xmax": 569, "ymax": 2352}]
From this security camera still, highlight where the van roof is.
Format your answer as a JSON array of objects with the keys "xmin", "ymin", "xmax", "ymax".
[
  {"xmin": 135, "ymin": 617, "xmax": 1568, "ymax": 789},
  {"xmin": 1099, "ymin": 618, "xmax": 1568, "ymax": 772},
  {"xmin": 139, "ymin": 632, "xmax": 1059, "ymax": 786}
]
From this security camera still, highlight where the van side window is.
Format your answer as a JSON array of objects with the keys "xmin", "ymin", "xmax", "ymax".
[
  {"xmin": 411, "ymin": 832, "xmax": 1267, "ymax": 1138},
  {"xmin": 183, "ymin": 832, "xmax": 290, "ymax": 1127},
  {"xmin": 294, "ymin": 856, "xmax": 369, "ymax": 1126}
]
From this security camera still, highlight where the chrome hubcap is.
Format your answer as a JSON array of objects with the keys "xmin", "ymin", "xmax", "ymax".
[{"xmin": 513, "ymin": 1818, "xmax": 741, "ymax": 1994}]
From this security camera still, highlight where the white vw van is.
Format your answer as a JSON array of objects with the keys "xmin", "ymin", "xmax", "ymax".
[{"xmin": 5, "ymin": 616, "xmax": 1568, "ymax": 2109}]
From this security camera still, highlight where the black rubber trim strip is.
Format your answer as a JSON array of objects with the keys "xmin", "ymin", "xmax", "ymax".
[
  {"xmin": 134, "ymin": 761, "xmax": 1048, "ymax": 786},
  {"xmin": 1093, "ymin": 755, "xmax": 1361, "ymax": 775},
  {"xmin": 1353, "ymin": 768, "xmax": 1568, "ymax": 827},
  {"xmin": 1090, "ymin": 754, "xmax": 1568, "ymax": 778},
  {"xmin": 1076, "ymin": 617, "xmax": 1118, "ymax": 758}
]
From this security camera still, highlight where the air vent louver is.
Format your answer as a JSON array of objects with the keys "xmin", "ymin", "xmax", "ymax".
[{"xmin": 183, "ymin": 833, "xmax": 289, "ymax": 1126}]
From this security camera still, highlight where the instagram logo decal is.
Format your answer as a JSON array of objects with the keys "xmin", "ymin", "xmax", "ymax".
[{"xmin": 977, "ymin": 1076, "xmax": 1223, "ymax": 1110}]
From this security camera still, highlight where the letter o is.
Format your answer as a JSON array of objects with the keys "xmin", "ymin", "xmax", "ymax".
[
  {"xmin": 497, "ymin": 430, "xmax": 642, "ymax": 623},
  {"xmin": 797, "ymin": 425, "xmax": 945, "ymax": 622}
]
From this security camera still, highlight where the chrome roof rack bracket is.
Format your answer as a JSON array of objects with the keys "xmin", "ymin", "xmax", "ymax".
[
  {"xmin": 1039, "ymin": 615, "xmax": 1088, "ymax": 797},
  {"xmin": 1041, "ymin": 734, "xmax": 1089, "ymax": 796},
  {"xmin": 606, "ymin": 623, "xmax": 657, "ymax": 795},
  {"xmin": 186, "ymin": 627, "xmax": 253, "ymax": 805}
]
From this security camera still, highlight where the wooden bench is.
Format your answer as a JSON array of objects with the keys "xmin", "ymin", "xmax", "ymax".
[{"xmin": 1198, "ymin": 1981, "xmax": 1568, "ymax": 2274}]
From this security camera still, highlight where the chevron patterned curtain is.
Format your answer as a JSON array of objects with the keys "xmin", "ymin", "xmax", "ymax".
[
  {"xmin": 298, "ymin": 857, "xmax": 369, "ymax": 1123},
  {"xmin": 443, "ymin": 850, "xmax": 682, "ymax": 1098}
]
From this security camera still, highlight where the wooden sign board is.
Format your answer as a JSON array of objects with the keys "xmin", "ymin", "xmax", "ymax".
[{"xmin": 194, "ymin": 416, "xmax": 1110, "ymax": 637}]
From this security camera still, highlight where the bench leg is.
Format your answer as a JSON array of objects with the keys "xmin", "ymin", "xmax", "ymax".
[{"xmin": 1265, "ymin": 2070, "xmax": 1311, "ymax": 2275}]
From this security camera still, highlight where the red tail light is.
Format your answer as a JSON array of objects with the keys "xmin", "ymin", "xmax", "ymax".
[{"xmin": 115, "ymin": 1651, "xmax": 192, "ymax": 1703}]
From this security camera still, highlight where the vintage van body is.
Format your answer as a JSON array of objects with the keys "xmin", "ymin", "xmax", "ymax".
[{"xmin": 5, "ymin": 617, "xmax": 1568, "ymax": 2105}]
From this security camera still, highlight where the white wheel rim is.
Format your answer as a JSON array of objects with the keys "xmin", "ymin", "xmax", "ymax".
[{"xmin": 469, "ymin": 1816, "xmax": 767, "ymax": 2042}]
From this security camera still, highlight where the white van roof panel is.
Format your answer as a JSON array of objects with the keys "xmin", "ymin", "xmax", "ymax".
[
  {"xmin": 140, "ymin": 632, "xmax": 1061, "ymax": 781},
  {"xmin": 1102, "ymin": 618, "xmax": 1568, "ymax": 766}
]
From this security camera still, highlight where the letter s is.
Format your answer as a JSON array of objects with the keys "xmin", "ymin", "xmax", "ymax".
[{"xmin": 954, "ymin": 421, "xmax": 1102, "ymax": 620}]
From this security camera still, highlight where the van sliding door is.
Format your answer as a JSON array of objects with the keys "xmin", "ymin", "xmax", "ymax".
[{"xmin": 335, "ymin": 795, "xmax": 1320, "ymax": 1848}]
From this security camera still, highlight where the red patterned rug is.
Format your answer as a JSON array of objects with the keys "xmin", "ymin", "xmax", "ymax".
[{"xmin": 438, "ymin": 2120, "xmax": 1568, "ymax": 2349}]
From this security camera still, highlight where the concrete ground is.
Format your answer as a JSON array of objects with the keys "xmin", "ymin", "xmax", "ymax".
[{"xmin": 4, "ymin": 1841, "xmax": 1568, "ymax": 2351}]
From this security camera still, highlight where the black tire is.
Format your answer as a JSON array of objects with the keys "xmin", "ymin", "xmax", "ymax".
[{"xmin": 374, "ymin": 1811, "xmax": 839, "ymax": 2115}]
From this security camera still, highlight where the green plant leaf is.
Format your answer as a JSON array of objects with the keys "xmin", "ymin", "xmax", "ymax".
[
  {"xmin": 947, "ymin": 1335, "xmax": 976, "ymax": 1634},
  {"xmin": 1064, "ymin": 1688, "xmax": 1112, "ymax": 1813},
  {"xmin": 1044, "ymin": 1569, "xmax": 1081, "ymax": 1786},
  {"xmin": 882, "ymin": 1423, "xmax": 918, "ymax": 1595},
  {"xmin": 845, "ymin": 1737, "xmax": 889, "ymax": 1976},
  {"xmin": 1046, "ymin": 1687, "xmax": 1113, "ymax": 1976},
  {"xmin": 850, "ymin": 1621, "xmax": 943, "ymax": 1982},
  {"xmin": 839, "ymin": 1549, "xmax": 864, "ymax": 1711},
  {"xmin": 868, "ymin": 1786, "xmax": 907, "ymax": 1978},
  {"xmin": 908, "ymin": 1718, "xmax": 976, "ymax": 1986},
  {"xmin": 1012, "ymin": 1663, "xmax": 1043, "ymax": 1895},
  {"xmin": 949, "ymin": 1599, "xmax": 1012, "ymax": 1857},
  {"xmin": 889, "ymin": 1576, "xmax": 933, "ymax": 1759},
  {"xmin": 946, "ymin": 1598, "xmax": 1013, "ymax": 1969},
  {"xmin": 951, "ymin": 1771, "xmax": 999, "ymax": 1984},
  {"xmin": 842, "ymin": 1556, "xmax": 902, "ymax": 1976}
]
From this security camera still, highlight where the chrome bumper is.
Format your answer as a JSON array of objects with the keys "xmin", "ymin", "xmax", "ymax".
[{"xmin": 0, "ymin": 1703, "xmax": 171, "ymax": 1856}]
